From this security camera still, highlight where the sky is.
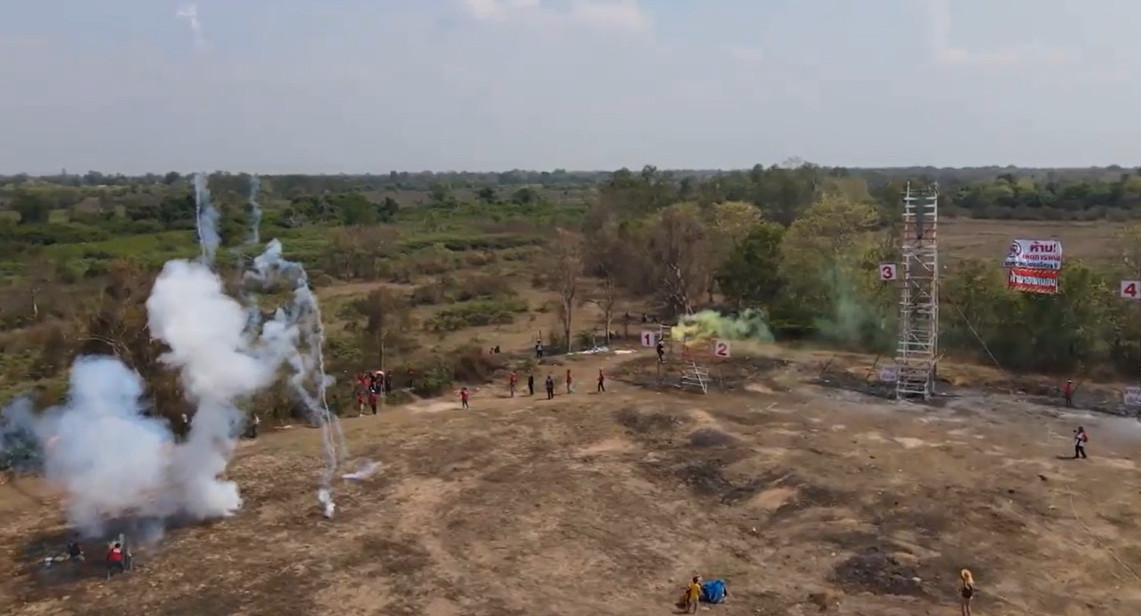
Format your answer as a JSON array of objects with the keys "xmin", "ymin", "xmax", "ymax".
[{"xmin": 1, "ymin": 0, "xmax": 1139, "ymax": 174}]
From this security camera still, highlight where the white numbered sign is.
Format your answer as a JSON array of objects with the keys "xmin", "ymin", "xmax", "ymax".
[
  {"xmin": 640, "ymin": 331, "xmax": 658, "ymax": 348},
  {"xmin": 877, "ymin": 364, "xmax": 899, "ymax": 382},
  {"xmin": 1122, "ymin": 280, "xmax": 1141, "ymax": 300},
  {"xmin": 713, "ymin": 340, "xmax": 731, "ymax": 358},
  {"xmin": 878, "ymin": 263, "xmax": 898, "ymax": 281}
]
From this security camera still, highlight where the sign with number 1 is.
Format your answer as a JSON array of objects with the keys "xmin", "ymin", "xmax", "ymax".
[{"xmin": 641, "ymin": 331, "xmax": 658, "ymax": 347}]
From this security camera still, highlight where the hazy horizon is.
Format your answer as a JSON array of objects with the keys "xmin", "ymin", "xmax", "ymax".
[{"xmin": 3, "ymin": 0, "xmax": 1139, "ymax": 175}]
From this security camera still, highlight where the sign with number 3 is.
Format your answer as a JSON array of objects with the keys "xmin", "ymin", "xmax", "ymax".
[{"xmin": 878, "ymin": 263, "xmax": 898, "ymax": 281}]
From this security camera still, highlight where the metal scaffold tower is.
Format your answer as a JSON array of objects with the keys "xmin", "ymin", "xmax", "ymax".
[{"xmin": 895, "ymin": 183, "xmax": 939, "ymax": 400}]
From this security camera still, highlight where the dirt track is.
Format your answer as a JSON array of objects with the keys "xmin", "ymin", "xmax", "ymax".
[{"xmin": 2, "ymin": 349, "xmax": 1140, "ymax": 616}]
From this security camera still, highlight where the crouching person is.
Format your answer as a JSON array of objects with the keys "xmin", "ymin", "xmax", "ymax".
[{"xmin": 106, "ymin": 542, "xmax": 126, "ymax": 580}]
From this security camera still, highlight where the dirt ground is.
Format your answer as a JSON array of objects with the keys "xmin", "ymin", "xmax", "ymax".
[{"xmin": 2, "ymin": 346, "xmax": 1141, "ymax": 616}]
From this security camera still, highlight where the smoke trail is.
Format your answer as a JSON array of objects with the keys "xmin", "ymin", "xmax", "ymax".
[
  {"xmin": 671, "ymin": 308, "xmax": 774, "ymax": 343},
  {"xmin": 193, "ymin": 172, "xmax": 220, "ymax": 266},
  {"xmin": 244, "ymin": 239, "xmax": 348, "ymax": 517},
  {"xmin": 247, "ymin": 176, "xmax": 262, "ymax": 246}
]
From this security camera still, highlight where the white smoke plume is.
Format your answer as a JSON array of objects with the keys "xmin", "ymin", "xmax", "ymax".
[
  {"xmin": 0, "ymin": 172, "xmax": 357, "ymax": 538},
  {"xmin": 247, "ymin": 176, "xmax": 262, "ymax": 246},
  {"xmin": 176, "ymin": 4, "xmax": 207, "ymax": 50},
  {"xmin": 243, "ymin": 239, "xmax": 348, "ymax": 515},
  {"xmin": 193, "ymin": 172, "xmax": 220, "ymax": 265}
]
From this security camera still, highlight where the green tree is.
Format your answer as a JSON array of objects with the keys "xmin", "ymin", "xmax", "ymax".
[
  {"xmin": 12, "ymin": 192, "xmax": 51, "ymax": 225},
  {"xmin": 716, "ymin": 223, "xmax": 784, "ymax": 308}
]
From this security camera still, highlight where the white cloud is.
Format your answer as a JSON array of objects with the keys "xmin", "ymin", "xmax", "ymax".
[
  {"xmin": 460, "ymin": 0, "xmax": 541, "ymax": 22},
  {"xmin": 926, "ymin": 0, "xmax": 1076, "ymax": 67},
  {"xmin": 458, "ymin": 0, "xmax": 649, "ymax": 33},
  {"xmin": 175, "ymin": 4, "xmax": 207, "ymax": 51},
  {"xmin": 725, "ymin": 45, "xmax": 764, "ymax": 64},
  {"xmin": 568, "ymin": 1, "xmax": 649, "ymax": 32}
]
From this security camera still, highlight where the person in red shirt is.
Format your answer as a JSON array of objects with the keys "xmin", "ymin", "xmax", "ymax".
[
  {"xmin": 565, "ymin": 369, "xmax": 573, "ymax": 394},
  {"xmin": 597, "ymin": 369, "xmax": 606, "ymax": 393},
  {"xmin": 460, "ymin": 387, "xmax": 470, "ymax": 409},
  {"xmin": 367, "ymin": 389, "xmax": 378, "ymax": 415},
  {"xmin": 1063, "ymin": 379, "xmax": 1074, "ymax": 408},
  {"xmin": 106, "ymin": 542, "xmax": 125, "ymax": 579},
  {"xmin": 509, "ymin": 372, "xmax": 518, "ymax": 398}
]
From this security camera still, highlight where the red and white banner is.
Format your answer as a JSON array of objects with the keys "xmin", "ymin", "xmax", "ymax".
[
  {"xmin": 1004, "ymin": 239, "xmax": 1063, "ymax": 270},
  {"xmin": 1008, "ymin": 267, "xmax": 1059, "ymax": 294}
]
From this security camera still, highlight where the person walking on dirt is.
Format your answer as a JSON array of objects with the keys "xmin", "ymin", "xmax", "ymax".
[
  {"xmin": 597, "ymin": 369, "xmax": 605, "ymax": 393},
  {"xmin": 545, "ymin": 375, "xmax": 555, "ymax": 400},
  {"xmin": 460, "ymin": 387, "xmax": 470, "ymax": 410},
  {"xmin": 565, "ymin": 369, "xmax": 573, "ymax": 394},
  {"xmin": 509, "ymin": 371, "xmax": 518, "ymax": 398},
  {"xmin": 1073, "ymin": 426, "xmax": 1088, "ymax": 459},
  {"xmin": 959, "ymin": 569, "xmax": 974, "ymax": 616},
  {"xmin": 535, "ymin": 339, "xmax": 543, "ymax": 359},
  {"xmin": 1063, "ymin": 379, "xmax": 1074, "ymax": 407},
  {"xmin": 528, "ymin": 373, "xmax": 535, "ymax": 396}
]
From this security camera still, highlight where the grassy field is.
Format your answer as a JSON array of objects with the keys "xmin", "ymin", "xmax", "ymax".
[
  {"xmin": 2, "ymin": 347, "xmax": 1139, "ymax": 615},
  {"xmin": 940, "ymin": 218, "xmax": 1124, "ymax": 266}
]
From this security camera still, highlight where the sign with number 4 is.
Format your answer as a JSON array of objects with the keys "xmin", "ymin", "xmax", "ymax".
[
  {"xmin": 1122, "ymin": 280, "xmax": 1141, "ymax": 300},
  {"xmin": 640, "ymin": 331, "xmax": 658, "ymax": 348},
  {"xmin": 713, "ymin": 340, "xmax": 731, "ymax": 358},
  {"xmin": 878, "ymin": 263, "xmax": 898, "ymax": 281}
]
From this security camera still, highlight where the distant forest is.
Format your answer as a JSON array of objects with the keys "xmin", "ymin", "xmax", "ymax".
[{"xmin": 3, "ymin": 164, "xmax": 1141, "ymax": 228}]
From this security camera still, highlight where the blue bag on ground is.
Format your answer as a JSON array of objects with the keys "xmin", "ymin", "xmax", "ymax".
[{"xmin": 701, "ymin": 579, "xmax": 727, "ymax": 603}]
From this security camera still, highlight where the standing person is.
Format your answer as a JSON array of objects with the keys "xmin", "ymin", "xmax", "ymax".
[
  {"xmin": 527, "ymin": 373, "xmax": 535, "ymax": 396},
  {"xmin": 367, "ymin": 388, "xmax": 378, "ymax": 415},
  {"xmin": 656, "ymin": 340, "xmax": 665, "ymax": 363},
  {"xmin": 685, "ymin": 576, "xmax": 702, "ymax": 614},
  {"xmin": 509, "ymin": 371, "xmax": 518, "ymax": 398},
  {"xmin": 1063, "ymin": 379, "xmax": 1074, "ymax": 407},
  {"xmin": 545, "ymin": 375, "xmax": 555, "ymax": 400},
  {"xmin": 565, "ymin": 369, "xmax": 573, "ymax": 394},
  {"xmin": 1073, "ymin": 426, "xmax": 1088, "ymax": 459},
  {"xmin": 384, "ymin": 372, "xmax": 393, "ymax": 395},
  {"xmin": 460, "ymin": 387, "xmax": 470, "ymax": 410},
  {"xmin": 959, "ymin": 569, "xmax": 975, "ymax": 616},
  {"xmin": 597, "ymin": 369, "xmax": 606, "ymax": 393},
  {"xmin": 535, "ymin": 339, "xmax": 544, "ymax": 359}
]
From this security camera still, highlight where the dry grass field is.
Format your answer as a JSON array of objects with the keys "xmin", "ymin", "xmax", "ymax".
[
  {"xmin": 2, "ymin": 343, "xmax": 1140, "ymax": 616},
  {"xmin": 940, "ymin": 218, "xmax": 1124, "ymax": 267},
  {"xmin": 0, "ymin": 214, "xmax": 1137, "ymax": 616}
]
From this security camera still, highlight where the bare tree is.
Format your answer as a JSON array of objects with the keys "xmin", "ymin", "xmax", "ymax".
[
  {"xmin": 552, "ymin": 230, "xmax": 583, "ymax": 353},
  {"xmin": 646, "ymin": 203, "xmax": 712, "ymax": 317},
  {"xmin": 584, "ymin": 223, "xmax": 624, "ymax": 343},
  {"xmin": 351, "ymin": 288, "xmax": 413, "ymax": 370}
]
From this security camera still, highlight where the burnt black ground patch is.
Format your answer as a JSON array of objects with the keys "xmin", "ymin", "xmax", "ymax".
[{"xmin": 830, "ymin": 546, "xmax": 925, "ymax": 597}]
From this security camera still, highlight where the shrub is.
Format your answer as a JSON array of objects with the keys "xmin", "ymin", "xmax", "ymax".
[{"xmin": 425, "ymin": 298, "xmax": 528, "ymax": 332}]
